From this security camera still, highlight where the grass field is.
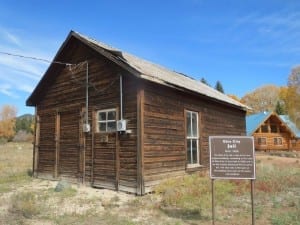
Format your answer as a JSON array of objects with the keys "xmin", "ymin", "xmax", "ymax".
[{"xmin": 0, "ymin": 142, "xmax": 299, "ymax": 225}]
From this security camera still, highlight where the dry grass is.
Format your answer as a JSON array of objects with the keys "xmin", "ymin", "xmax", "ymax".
[
  {"xmin": 0, "ymin": 142, "xmax": 299, "ymax": 225},
  {"xmin": 0, "ymin": 142, "xmax": 33, "ymax": 193}
]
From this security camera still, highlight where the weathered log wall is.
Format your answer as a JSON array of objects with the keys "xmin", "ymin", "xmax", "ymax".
[
  {"xmin": 33, "ymin": 36, "xmax": 246, "ymax": 195},
  {"xmin": 142, "ymin": 81, "xmax": 246, "ymax": 192},
  {"xmin": 35, "ymin": 38, "xmax": 138, "ymax": 192}
]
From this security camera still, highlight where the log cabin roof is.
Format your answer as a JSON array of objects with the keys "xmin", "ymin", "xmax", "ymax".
[
  {"xmin": 26, "ymin": 30, "xmax": 248, "ymax": 110},
  {"xmin": 246, "ymin": 111, "xmax": 272, "ymax": 135},
  {"xmin": 279, "ymin": 115, "xmax": 300, "ymax": 138},
  {"xmin": 246, "ymin": 111, "xmax": 298, "ymax": 137}
]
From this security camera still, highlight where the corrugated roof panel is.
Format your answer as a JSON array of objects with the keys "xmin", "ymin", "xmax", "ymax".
[
  {"xmin": 279, "ymin": 115, "xmax": 300, "ymax": 138},
  {"xmin": 246, "ymin": 111, "xmax": 272, "ymax": 135},
  {"xmin": 74, "ymin": 31, "xmax": 248, "ymax": 110}
]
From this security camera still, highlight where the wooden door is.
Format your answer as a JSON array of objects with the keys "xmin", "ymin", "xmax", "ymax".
[
  {"xmin": 37, "ymin": 112, "xmax": 56, "ymax": 176},
  {"xmin": 92, "ymin": 132, "xmax": 117, "ymax": 189},
  {"xmin": 58, "ymin": 109, "xmax": 82, "ymax": 179}
]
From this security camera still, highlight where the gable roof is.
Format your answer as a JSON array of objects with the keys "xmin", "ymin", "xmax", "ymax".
[
  {"xmin": 279, "ymin": 115, "xmax": 300, "ymax": 138},
  {"xmin": 26, "ymin": 30, "xmax": 247, "ymax": 110},
  {"xmin": 246, "ymin": 111, "xmax": 299, "ymax": 137},
  {"xmin": 246, "ymin": 111, "xmax": 272, "ymax": 135}
]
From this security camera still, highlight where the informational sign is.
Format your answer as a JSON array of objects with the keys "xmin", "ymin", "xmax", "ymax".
[{"xmin": 209, "ymin": 136, "xmax": 255, "ymax": 180}]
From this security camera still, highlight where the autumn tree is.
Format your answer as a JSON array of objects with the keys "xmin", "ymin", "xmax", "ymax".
[
  {"xmin": 286, "ymin": 66, "xmax": 300, "ymax": 127},
  {"xmin": 241, "ymin": 85, "xmax": 280, "ymax": 114},
  {"xmin": 227, "ymin": 94, "xmax": 241, "ymax": 102},
  {"xmin": 0, "ymin": 105, "xmax": 17, "ymax": 141},
  {"xmin": 215, "ymin": 81, "xmax": 224, "ymax": 93}
]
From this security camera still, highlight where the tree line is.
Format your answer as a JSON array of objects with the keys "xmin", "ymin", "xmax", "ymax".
[
  {"xmin": 202, "ymin": 66, "xmax": 300, "ymax": 128},
  {"xmin": 239, "ymin": 66, "xmax": 300, "ymax": 128},
  {"xmin": 0, "ymin": 66, "xmax": 299, "ymax": 142}
]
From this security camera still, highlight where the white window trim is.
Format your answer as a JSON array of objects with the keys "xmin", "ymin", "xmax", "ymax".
[
  {"xmin": 186, "ymin": 110, "xmax": 200, "ymax": 166},
  {"xmin": 96, "ymin": 108, "xmax": 117, "ymax": 133}
]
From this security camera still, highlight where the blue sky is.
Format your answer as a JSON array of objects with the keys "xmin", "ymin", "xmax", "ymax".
[{"xmin": 0, "ymin": 0, "xmax": 299, "ymax": 116}]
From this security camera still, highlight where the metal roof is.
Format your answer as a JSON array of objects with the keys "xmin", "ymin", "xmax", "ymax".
[
  {"xmin": 246, "ymin": 111, "xmax": 299, "ymax": 137},
  {"xmin": 73, "ymin": 31, "xmax": 247, "ymax": 110},
  {"xmin": 279, "ymin": 115, "xmax": 300, "ymax": 138},
  {"xmin": 246, "ymin": 111, "xmax": 272, "ymax": 135},
  {"xmin": 27, "ymin": 31, "xmax": 248, "ymax": 110}
]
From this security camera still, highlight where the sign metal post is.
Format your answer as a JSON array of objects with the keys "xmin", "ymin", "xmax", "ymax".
[{"xmin": 209, "ymin": 136, "xmax": 255, "ymax": 225}]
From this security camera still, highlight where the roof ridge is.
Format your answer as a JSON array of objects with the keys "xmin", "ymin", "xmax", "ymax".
[{"xmin": 72, "ymin": 31, "xmax": 248, "ymax": 110}]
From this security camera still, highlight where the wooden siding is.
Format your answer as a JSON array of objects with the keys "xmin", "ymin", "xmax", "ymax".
[
  {"xmin": 36, "ymin": 110, "xmax": 56, "ymax": 178},
  {"xmin": 253, "ymin": 133, "xmax": 290, "ymax": 151},
  {"xmin": 32, "ymin": 36, "xmax": 246, "ymax": 194},
  {"xmin": 251, "ymin": 115, "xmax": 297, "ymax": 151},
  {"xmin": 291, "ymin": 138, "xmax": 300, "ymax": 151},
  {"xmin": 58, "ymin": 108, "xmax": 81, "ymax": 179},
  {"xmin": 142, "ymin": 81, "xmax": 246, "ymax": 192},
  {"xmin": 34, "ymin": 38, "xmax": 138, "ymax": 193}
]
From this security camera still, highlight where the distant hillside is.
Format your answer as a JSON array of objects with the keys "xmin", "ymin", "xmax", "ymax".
[
  {"xmin": 17, "ymin": 114, "xmax": 34, "ymax": 120},
  {"xmin": 15, "ymin": 114, "xmax": 34, "ymax": 134}
]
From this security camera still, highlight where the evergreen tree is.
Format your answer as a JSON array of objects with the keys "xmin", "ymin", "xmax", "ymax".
[
  {"xmin": 15, "ymin": 115, "xmax": 34, "ymax": 134},
  {"xmin": 200, "ymin": 78, "xmax": 210, "ymax": 86},
  {"xmin": 275, "ymin": 101, "xmax": 286, "ymax": 115},
  {"xmin": 215, "ymin": 81, "xmax": 224, "ymax": 93}
]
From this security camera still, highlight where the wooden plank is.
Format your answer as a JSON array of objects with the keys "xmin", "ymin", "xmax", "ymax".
[
  {"xmin": 136, "ymin": 85, "xmax": 145, "ymax": 195},
  {"xmin": 115, "ymin": 107, "xmax": 120, "ymax": 191},
  {"xmin": 32, "ymin": 108, "xmax": 40, "ymax": 177},
  {"xmin": 54, "ymin": 112, "xmax": 60, "ymax": 178}
]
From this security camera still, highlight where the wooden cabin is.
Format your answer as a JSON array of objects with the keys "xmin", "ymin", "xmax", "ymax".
[
  {"xmin": 26, "ymin": 31, "xmax": 247, "ymax": 195},
  {"xmin": 246, "ymin": 112, "xmax": 300, "ymax": 151}
]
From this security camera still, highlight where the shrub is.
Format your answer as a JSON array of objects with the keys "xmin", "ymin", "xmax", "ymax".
[
  {"xmin": 10, "ymin": 191, "xmax": 42, "ymax": 218},
  {"xmin": 13, "ymin": 130, "xmax": 33, "ymax": 142}
]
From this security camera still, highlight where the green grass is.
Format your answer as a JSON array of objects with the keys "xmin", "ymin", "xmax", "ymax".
[{"xmin": 271, "ymin": 211, "xmax": 300, "ymax": 225}]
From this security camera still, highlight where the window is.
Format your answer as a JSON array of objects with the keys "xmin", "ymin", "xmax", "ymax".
[
  {"xmin": 97, "ymin": 109, "xmax": 116, "ymax": 132},
  {"xmin": 274, "ymin": 137, "xmax": 282, "ymax": 145},
  {"xmin": 270, "ymin": 125, "xmax": 278, "ymax": 133},
  {"xmin": 257, "ymin": 137, "xmax": 266, "ymax": 145},
  {"xmin": 186, "ymin": 111, "xmax": 199, "ymax": 165},
  {"xmin": 261, "ymin": 125, "xmax": 268, "ymax": 133}
]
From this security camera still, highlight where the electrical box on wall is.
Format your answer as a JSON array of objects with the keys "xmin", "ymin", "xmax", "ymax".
[
  {"xmin": 117, "ymin": 120, "xmax": 127, "ymax": 132},
  {"xmin": 83, "ymin": 123, "xmax": 90, "ymax": 133}
]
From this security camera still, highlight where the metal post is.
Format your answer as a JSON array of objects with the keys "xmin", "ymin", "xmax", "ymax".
[
  {"xmin": 211, "ymin": 179, "xmax": 215, "ymax": 225},
  {"xmin": 85, "ymin": 61, "xmax": 89, "ymax": 125},
  {"xmin": 251, "ymin": 179, "xmax": 255, "ymax": 225},
  {"xmin": 120, "ymin": 74, "xmax": 123, "ymax": 120}
]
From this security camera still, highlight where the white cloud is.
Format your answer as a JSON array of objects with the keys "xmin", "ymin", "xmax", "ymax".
[
  {"xmin": 0, "ymin": 84, "xmax": 19, "ymax": 98},
  {"xmin": 0, "ymin": 27, "xmax": 21, "ymax": 46},
  {"xmin": 18, "ymin": 84, "xmax": 35, "ymax": 93},
  {"xmin": 0, "ymin": 55, "xmax": 44, "ymax": 79},
  {"xmin": 0, "ymin": 27, "xmax": 53, "ymax": 100}
]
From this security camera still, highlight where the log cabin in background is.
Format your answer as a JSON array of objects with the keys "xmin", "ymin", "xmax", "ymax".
[
  {"xmin": 26, "ymin": 31, "xmax": 247, "ymax": 195},
  {"xmin": 246, "ymin": 111, "xmax": 300, "ymax": 151}
]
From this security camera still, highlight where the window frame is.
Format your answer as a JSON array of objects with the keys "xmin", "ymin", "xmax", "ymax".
[
  {"xmin": 261, "ymin": 125, "xmax": 268, "ymax": 133},
  {"xmin": 274, "ymin": 137, "xmax": 283, "ymax": 145},
  {"xmin": 185, "ymin": 110, "xmax": 200, "ymax": 167},
  {"xmin": 270, "ymin": 125, "xmax": 278, "ymax": 133},
  {"xmin": 96, "ymin": 108, "xmax": 117, "ymax": 133},
  {"xmin": 257, "ymin": 137, "xmax": 267, "ymax": 145}
]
